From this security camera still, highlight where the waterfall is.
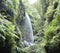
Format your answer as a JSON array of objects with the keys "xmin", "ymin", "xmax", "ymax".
[{"xmin": 24, "ymin": 13, "xmax": 34, "ymax": 46}]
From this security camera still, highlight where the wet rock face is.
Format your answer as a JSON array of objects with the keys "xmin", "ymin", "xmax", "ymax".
[{"xmin": 53, "ymin": 2, "xmax": 58, "ymax": 9}]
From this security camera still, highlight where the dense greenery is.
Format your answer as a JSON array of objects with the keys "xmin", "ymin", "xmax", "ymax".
[
  {"xmin": 0, "ymin": 0, "xmax": 60, "ymax": 53},
  {"xmin": 0, "ymin": 13, "xmax": 16, "ymax": 53}
]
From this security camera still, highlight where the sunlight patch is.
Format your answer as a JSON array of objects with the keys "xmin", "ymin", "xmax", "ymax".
[{"xmin": 28, "ymin": 0, "xmax": 37, "ymax": 4}]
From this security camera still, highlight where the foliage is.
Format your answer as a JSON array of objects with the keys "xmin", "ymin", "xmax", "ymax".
[
  {"xmin": 0, "ymin": 14, "xmax": 17, "ymax": 53},
  {"xmin": 0, "ymin": 0, "xmax": 60, "ymax": 53},
  {"xmin": 42, "ymin": 1, "xmax": 60, "ymax": 53},
  {"xmin": 19, "ymin": 44, "xmax": 46, "ymax": 53}
]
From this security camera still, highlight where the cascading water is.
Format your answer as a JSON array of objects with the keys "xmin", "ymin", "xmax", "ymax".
[{"xmin": 24, "ymin": 13, "xmax": 34, "ymax": 46}]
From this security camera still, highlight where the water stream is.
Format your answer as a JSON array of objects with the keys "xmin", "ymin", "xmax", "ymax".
[{"xmin": 24, "ymin": 13, "xmax": 34, "ymax": 46}]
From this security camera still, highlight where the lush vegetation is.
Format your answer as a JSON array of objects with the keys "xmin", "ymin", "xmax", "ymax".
[{"xmin": 0, "ymin": 0, "xmax": 60, "ymax": 53}]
